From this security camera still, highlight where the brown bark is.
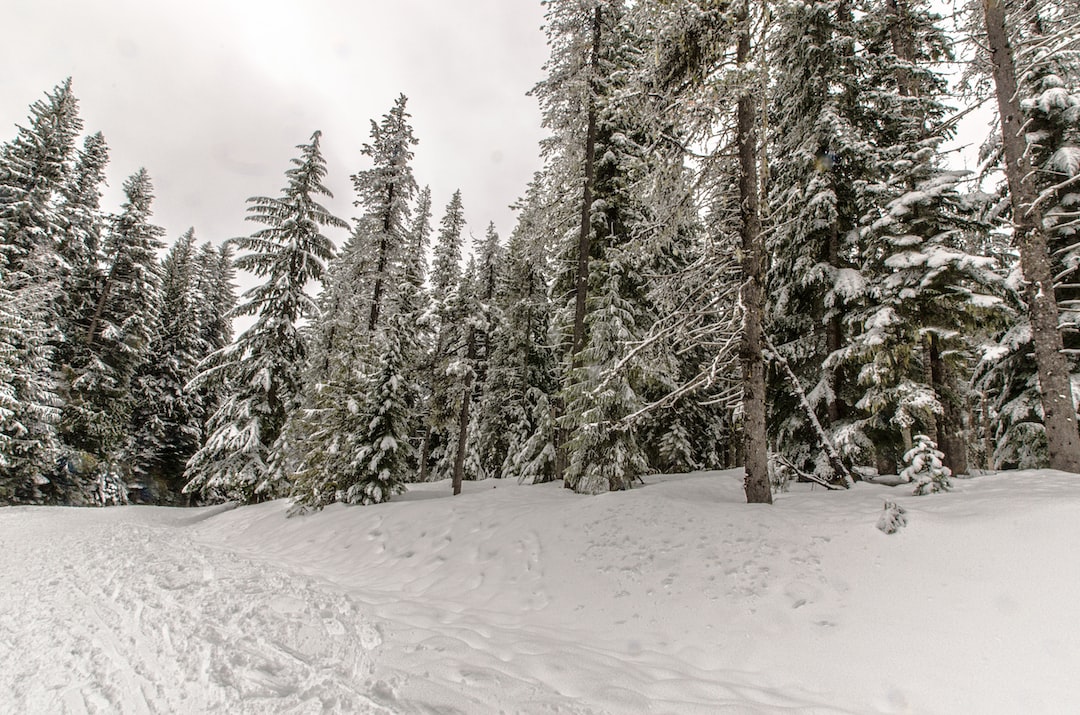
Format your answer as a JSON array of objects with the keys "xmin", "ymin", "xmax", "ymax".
[
  {"xmin": 85, "ymin": 259, "xmax": 120, "ymax": 347},
  {"xmin": 451, "ymin": 328, "xmax": 477, "ymax": 496},
  {"xmin": 368, "ymin": 183, "xmax": 396, "ymax": 333},
  {"xmin": 982, "ymin": 0, "xmax": 1080, "ymax": 472},
  {"xmin": 571, "ymin": 6, "xmax": 602, "ymax": 359},
  {"xmin": 559, "ymin": 6, "xmax": 602, "ymax": 488},
  {"xmin": 418, "ymin": 424, "xmax": 432, "ymax": 483},
  {"xmin": 928, "ymin": 333, "xmax": 968, "ymax": 474},
  {"xmin": 884, "ymin": 0, "xmax": 918, "ymax": 98},
  {"xmin": 737, "ymin": 0, "xmax": 772, "ymax": 505}
]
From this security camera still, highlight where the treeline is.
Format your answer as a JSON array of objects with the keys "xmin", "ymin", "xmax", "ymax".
[
  {"xmin": 3, "ymin": 0, "xmax": 1078, "ymax": 508},
  {"xmin": 0, "ymin": 79, "xmax": 236, "ymax": 504}
]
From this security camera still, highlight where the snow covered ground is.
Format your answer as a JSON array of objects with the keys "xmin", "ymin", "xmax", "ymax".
[{"xmin": 2, "ymin": 469, "xmax": 1078, "ymax": 714}]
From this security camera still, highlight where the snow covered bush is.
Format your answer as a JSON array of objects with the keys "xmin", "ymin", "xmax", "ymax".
[
  {"xmin": 901, "ymin": 435, "xmax": 952, "ymax": 495},
  {"xmin": 876, "ymin": 501, "xmax": 908, "ymax": 534}
]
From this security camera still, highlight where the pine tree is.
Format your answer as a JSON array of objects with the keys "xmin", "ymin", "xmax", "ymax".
[
  {"xmin": 831, "ymin": 0, "xmax": 1003, "ymax": 476},
  {"xmin": 351, "ymin": 94, "xmax": 419, "ymax": 333},
  {"xmin": 185, "ymin": 132, "xmax": 344, "ymax": 503},
  {"xmin": 487, "ymin": 179, "xmax": 560, "ymax": 484},
  {"xmin": 968, "ymin": 0, "xmax": 1080, "ymax": 469},
  {"xmin": 128, "ymin": 229, "xmax": 206, "ymax": 499},
  {"xmin": 0, "ymin": 80, "xmax": 82, "ymax": 500},
  {"xmin": 61, "ymin": 168, "xmax": 165, "ymax": 497},
  {"xmin": 55, "ymin": 131, "xmax": 109, "ymax": 367},
  {"xmin": 431, "ymin": 190, "xmax": 466, "ymax": 300},
  {"xmin": 0, "ymin": 79, "xmax": 82, "ymax": 282},
  {"xmin": 766, "ymin": 0, "xmax": 877, "ymax": 481},
  {"xmin": 977, "ymin": 0, "xmax": 1080, "ymax": 471},
  {"xmin": 901, "ymin": 434, "xmax": 952, "ymax": 495},
  {"xmin": 0, "ymin": 269, "xmax": 60, "ymax": 503},
  {"xmin": 418, "ymin": 191, "xmax": 469, "ymax": 483}
]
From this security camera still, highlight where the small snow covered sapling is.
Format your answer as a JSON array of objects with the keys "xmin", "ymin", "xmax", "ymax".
[
  {"xmin": 877, "ymin": 501, "xmax": 907, "ymax": 534},
  {"xmin": 900, "ymin": 435, "xmax": 952, "ymax": 495}
]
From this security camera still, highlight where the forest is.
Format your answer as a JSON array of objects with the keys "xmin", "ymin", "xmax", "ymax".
[{"xmin": 1, "ymin": 0, "xmax": 1078, "ymax": 509}]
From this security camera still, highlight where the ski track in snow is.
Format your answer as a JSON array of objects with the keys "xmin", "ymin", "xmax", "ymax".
[{"xmin": 0, "ymin": 506, "xmax": 389, "ymax": 714}]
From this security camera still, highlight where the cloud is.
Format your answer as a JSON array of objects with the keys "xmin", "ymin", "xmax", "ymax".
[{"xmin": 1, "ymin": 0, "xmax": 549, "ymax": 258}]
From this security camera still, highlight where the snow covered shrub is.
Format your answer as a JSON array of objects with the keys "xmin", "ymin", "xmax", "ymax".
[
  {"xmin": 901, "ymin": 435, "xmax": 952, "ymax": 495},
  {"xmin": 94, "ymin": 463, "xmax": 129, "ymax": 506},
  {"xmin": 769, "ymin": 454, "xmax": 794, "ymax": 493},
  {"xmin": 876, "ymin": 501, "xmax": 908, "ymax": 534}
]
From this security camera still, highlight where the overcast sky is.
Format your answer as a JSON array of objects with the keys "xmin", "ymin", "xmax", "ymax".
[{"xmin": 2, "ymin": 0, "xmax": 551, "ymax": 261}]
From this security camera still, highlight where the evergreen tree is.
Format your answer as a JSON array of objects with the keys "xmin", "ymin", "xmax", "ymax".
[
  {"xmin": 901, "ymin": 434, "xmax": 952, "ymax": 495},
  {"xmin": 975, "ymin": 0, "xmax": 1080, "ymax": 471},
  {"xmin": 55, "ymin": 131, "xmax": 109, "ymax": 367},
  {"xmin": 766, "ymin": 0, "xmax": 876, "ymax": 481},
  {"xmin": 973, "ymin": 0, "xmax": 1080, "ymax": 469},
  {"xmin": 61, "ymin": 169, "xmax": 165, "ymax": 493},
  {"xmin": 185, "ymin": 132, "xmax": 344, "ymax": 503},
  {"xmin": 483, "ymin": 180, "xmax": 560, "ymax": 484},
  {"xmin": 834, "ymin": 0, "xmax": 1002, "ymax": 475},
  {"xmin": 418, "ymin": 191, "xmax": 469, "ymax": 483},
  {"xmin": 128, "ymin": 229, "xmax": 206, "ymax": 499},
  {"xmin": 0, "ymin": 79, "xmax": 81, "ymax": 282},
  {"xmin": 431, "ymin": 190, "xmax": 466, "ymax": 300},
  {"xmin": 0, "ymin": 80, "xmax": 81, "ymax": 500},
  {"xmin": 0, "ymin": 269, "xmax": 60, "ymax": 503},
  {"xmin": 351, "ymin": 94, "xmax": 419, "ymax": 333},
  {"xmin": 284, "ymin": 102, "xmax": 423, "ymax": 502}
]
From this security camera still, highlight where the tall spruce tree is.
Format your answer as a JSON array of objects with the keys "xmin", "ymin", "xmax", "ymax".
[
  {"xmin": 766, "ymin": 0, "xmax": 881, "ymax": 481},
  {"xmin": 352, "ymin": 94, "xmax": 419, "ymax": 333},
  {"xmin": 128, "ymin": 229, "xmax": 207, "ymax": 499},
  {"xmin": 973, "ymin": 0, "xmax": 1080, "ymax": 469},
  {"xmin": 185, "ymin": 132, "xmax": 344, "ymax": 503},
  {"xmin": 62, "ymin": 169, "xmax": 165, "ymax": 497},
  {"xmin": 0, "ymin": 80, "xmax": 84, "ymax": 501}
]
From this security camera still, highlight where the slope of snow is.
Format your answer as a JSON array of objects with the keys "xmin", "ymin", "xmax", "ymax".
[{"xmin": 2, "ymin": 469, "xmax": 1079, "ymax": 714}]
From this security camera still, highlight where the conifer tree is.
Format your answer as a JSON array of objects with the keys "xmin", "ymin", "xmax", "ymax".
[
  {"xmin": 765, "ymin": 0, "xmax": 883, "ymax": 480},
  {"xmin": 285, "ymin": 103, "xmax": 423, "ymax": 503},
  {"xmin": 831, "ymin": 0, "xmax": 1003, "ymax": 475},
  {"xmin": 431, "ymin": 190, "xmax": 466, "ymax": 300},
  {"xmin": 55, "ymin": 132, "xmax": 109, "ymax": 367},
  {"xmin": 351, "ymin": 95, "xmax": 419, "ymax": 333},
  {"xmin": 0, "ymin": 80, "xmax": 81, "ymax": 500},
  {"xmin": 62, "ymin": 169, "xmax": 165, "ymax": 488},
  {"xmin": 185, "ymin": 132, "xmax": 344, "ymax": 503},
  {"xmin": 0, "ymin": 79, "xmax": 82, "ymax": 282},
  {"xmin": 128, "ymin": 229, "xmax": 206, "ymax": 498},
  {"xmin": 418, "ymin": 191, "xmax": 469, "ymax": 483},
  {"xmin": 973, "ymin": 0, "xmax": 1080, "ymax": 469},
  {"xmin": 487, "ymin": 180, "xmax": 559, "ymax": 484},
  {"xmin": 0, "ymin": 269, "xmax": 60, "ymax": 503}
]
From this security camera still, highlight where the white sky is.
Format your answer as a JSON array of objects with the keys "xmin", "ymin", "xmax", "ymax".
[{"xmin": 2, "ymin": 0, "xmax": 550, "ymax": 259}]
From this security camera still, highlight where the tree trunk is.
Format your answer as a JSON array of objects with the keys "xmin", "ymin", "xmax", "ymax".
[
  {"xmin": 928, "ymin": 333, "xmax": 967, "ymax": 474},
  {"xmin": 767, "ymin": 335, "xmax": 856, "ymax": 488},
  {"xmin": 571, "ymin": 6, "xmax": 602, "ymax": 359},
  {"xmin": 559, "ymin": 6, "xmax": 602, "ymax": 488},
  {"xmin": 85, "ymin": 258, "xmax": 120, "ymax": 347},
  {"xmin": 418, "ymin": 424, "xmax": 433, "ymax": 482},
  {"xmin": 982, "ymin": 0, "xmax": 1080, "ymax": 472},
  {"xmin": 451, "ymin": 328, "xmax": 477, "ymax": 496},
  {"xmin": 368, "ymin": 183, "xmax": 396, "ymax": 333},
  {"xmin": 736, "ymin": 0, "xmax": 771, "ymax": 505},
  {"xmin": 982, "ymin": 393, "xmax": 995, "ymax": 470}
]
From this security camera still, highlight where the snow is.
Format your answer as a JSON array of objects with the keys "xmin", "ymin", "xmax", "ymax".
[{"xmin": 3, "ymin": 469, "xmax": 1080, "ymax": 714}]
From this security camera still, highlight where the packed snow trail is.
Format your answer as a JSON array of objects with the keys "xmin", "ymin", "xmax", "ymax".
[{"xmin": 0, "ymin": 505, "xmax": 389, "ymax": 714}]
